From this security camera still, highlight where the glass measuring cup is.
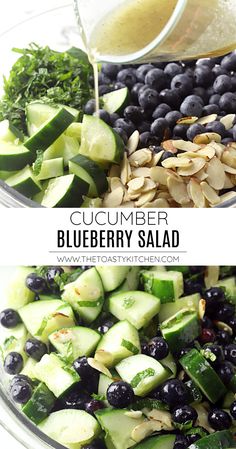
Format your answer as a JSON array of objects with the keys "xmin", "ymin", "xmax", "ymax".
[{"xmin": 74, "ymin": 0, "xmax": 236, "ymax": 64}]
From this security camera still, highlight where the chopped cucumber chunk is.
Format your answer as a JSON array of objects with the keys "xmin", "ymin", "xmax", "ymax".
[
  {"xmin": 69, "ymin": 154, "xmax": 108, "ymax": 197},
  {"xmin": 5, "ymin": 267, "xmax": 35, "ymax": 309},
  {"xmin": 102, "ymin": 87, "xmax": 129, "ymax": 114},
  {"xmin": 96, "ymin": 266, "xmax": 130, "ymax": 292},
  {"xmin": 41, "ymin": 174, "xmax": 89, "ymax": 208},
  {"xmin": 6, "ymin": 165, "xmax": 42, "ymax": 197},
  {"xmin": 0, "ymin": 141, "xmax": 34, "ymax": 170},
  {"xmin": 22, "ymin": 382, "xmax": 56, "ymax": 424},
  {"xmin": 142, "ymin": 270, "xmax": 183, "ymax": 303},
  {"xmin": 36, "ymin": 158, "xmax": 64, "ymax": 181},
  {"xmin": 161, "ymin": 310, "xmax": 200, "ymax": 354},
  {"xmin": 49, "ymin": 326, "xmax": 101, "ymax": 359},
  {"xmin": 159, "ymin": 293, "xmax": 200, "ymax": 322}
]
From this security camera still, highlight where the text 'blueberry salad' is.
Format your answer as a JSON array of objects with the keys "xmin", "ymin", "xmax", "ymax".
[
  {"xmin": 1, "ymin": 46, "xmax": 236, "ymax": 207},
  {"xmin": 1, "ymin": 265, "xmax": 236, "ymax": 449}
]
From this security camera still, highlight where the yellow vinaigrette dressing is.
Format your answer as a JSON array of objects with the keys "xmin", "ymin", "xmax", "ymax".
[{"xmin": 83, "ymin": 0, "xmax": 236, "ymax": 111}]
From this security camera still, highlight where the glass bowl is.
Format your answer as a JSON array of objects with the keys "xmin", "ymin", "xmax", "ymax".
[{"xmin": 0, "ymin": 4, "xmax": 235, "ymax": 208}]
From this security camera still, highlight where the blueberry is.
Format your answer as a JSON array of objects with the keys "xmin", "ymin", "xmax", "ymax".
[
  {"xmin": 200, "ymin": 328, "xmax": 216, "ymax": 344},
  {"xmin": 216, "ymin": 330, "xmax": 232, "ymax": 345},
  {"xmin": 138, "ymin": 88, "xmax": 160, "ymax": 111},
  {"xmin": 99, "ymin": 85, "xmax": 112, "ymax": 96},
  {"xmin": 107, "ymin": 381, "xmax": 134, "ymax": 408},
  {"xmin": 152, "ymin": 145, "xmax": 164, "ymax": 154},
  {"xmin": 221, "ymin": 52, "xmax": 236, "ymax": 72},
  {"xmin": 10, "ymin": 380, "xmax": 32, "ymax": 404},
  {"xmin": 159, "ymin": 151, "xmax": 174, "ymax": 165},
  {"xmin": 204, "ymin": 287, "xmax": 225, "ymax": 305},
  {"xmin": 213, "ymin": 75, "xmax": 232, "ymax": 94},
  {"xmin": 197, "ymin": 59, "xmax": 215, "ymax": 69},
  {"xmin": 138, "ymin": 122, "xmax": 150, "ymax": 133},
  {"xmin": 139, "ymin": 132, "xmax": 160, "ymax": 148},
  {"xmin": 82, "ymin": 440, "xmax": 106, "ymax": 449},
  {"xmin": 131, "ymin": 83, "xmax": 145, "ymax": 102},
  {"xmin": 117, "ymin": 68, "xmax": 137, "ymax": 89},
  {"xmin": 219, "ymin": 92, "xmax": 236, "ymax": 113},
  {"xmin": 98, "ymin": 72, "xmax": 111, "ymax": 85},
  {"xmin": 24, "ymin": 338, "xmax": 47, "ymax": 361},
  {"xmin": 10, "ymin": 374, "xmax": 33, "ymax": 388},
  {"xmin": 150, "ymin": 118, "xmax": 169, "ymax": 138},
  {"xmin": 110, "ymin": 113, "xmax": 120, "ymax": 125},
  {"xmin": 224, "ymin": 344, "xmax": 236, "ymax": 365},
  {"xmin": 193, "ymin": 87, "xmax": 208, "ymax": 104},
  {"xmin": 59, "ymin": 386, "xmax": 91, "ymax": 410},
  {"xmin": 205, "ymin": 121, "xmax": 226, "ymax": 136},
  {"xmin": 186, "ymin": 94, "xmax": 205, "ymax": 106},
  {"xmin": 231, "ymin": 76, "xmax": 236, "ymax": 92},
  {"xmin": 230, "ymin": 400, "xmax": 236, "ymax": 419},
  {"xmin": 73, "ymin": 356, "xmax": 97, "ymax": 379},
  {"xmin": 159, "ymin": 89, "xmax": 181, "ymax": 108},
  {"xmin": 216, "ymin": 361, "xmax": 235, "ymax": 384},
  {"xmin": 180, "ymin": 96, "xmax": 203, "ymax": 117},
  {"xmin": 25, "ymin": 273, "xmax": 47, "ymax": 293},
  {"xmin": 174, "ymin": 435, "xmax": 189, "ymax": 449},
  {"xmin": 187, "ymin": 434, "xmax": 201, "ymax": 445},
  {"xmin": 165, "ymin": 111, "xmax": 182, "ymax": 128},
  {"xmin": 84, "ymin": 99, "xmax": 96, "ymax": 115},
  {"xmin": 93, "ymin": 109, "xmax": 111, "ymax": 125},
  {"xmin": 152, "ymin": 103, "xmax": 171, "ymax": 119},
  {"xmin": 148, "ymin": 337, "xmax": 169, "ymax": 360},
  {"xmin": 209, "ymin": 94, "xmax": 221, "ymax": 105},
  {"xmin": 202, "ymin": 104, "xmax": 220, "ymax": 115},
  {"xmin": 185, "ymin": 67, "xmax": 194, "ymax": 79},
  {"xmin": 222, "ymin": 137, "xmax": 233, "ymax": 145},
  {"xmin": 184, "ymin": 278, "xmax": 203, "ymax": 296},
  {"xmin": 145, "ymin": 68, "xmax": 169, "ymax": 91},
  {"xmin": 4, "ymin": 352, "xmax": 23, "ymax": 375},
  {"xmin": 178, "ymin": 347, "xmax": 192, "ymax": 358},
  {"xmin": 45, "ymin": 266, "xmax": 64, "ymax": 291},
  {"xmin": 160, "ymin": 379, "xmax": 189, "ymax": 409},
  {"xmin": 173, "ymin": 124, "xmax": 188, "ymax": 139},
  {"xmin": 228, "ymin": 316, "xmax": 236, "ymax": 334},
  {"xmin": 114, "ymin": 118, "xmax": 135, "ymax": 137},
  {"xmin": 208, "ymin": 409, "xmax": 232, "ymax": 430},
  {"xmin": 187, "ymin": 124, "xmax": 205, "ymax": 141},
  {"xmin": 164, "ymin": 63, "xmax": 183, "ymax": 78},
  {"xmin": 194, "ymin": 66, "xmax": 214, "ymax": 87},
  {"xmin": 141, "ymin": 341, "xmax": 150, "ymax": 356},
  {"xmin": 113, "ymin": 127, "xmax": 128, "ymax": 144},
  {"xmin": 172, "ymin": 405, "xmax": 198, "ymax": 428},
  {"xmin": 171, "ymin": 74, "xmax": 193, "ymax": 96},
  {"xmin": 85, "ymin": 399, "xmax": 104, "ymax": 415},
  {"xmin": 0, "ymin": 308, "xmax": 21, "ymax": 328},
  {"xmin": 212, "ymin": 66, "xmax": 228, "ymax": 78},
  {"xmin": 97, "ymin": 319, "xmax": 114, "ymax": 334},
  {"xmin": 102, "ymin": 64, "xmax": 122, "ymax": 80},
  {"xmin": 124, "ymin": 106, "xmax": 143, "ymax": 124},
  {"xmin": 203, "ymin": 344, "xmax": 224, "ymax": 366},
  {"xmin": 114, "ymin": 82, "xmax": 126, "ymax": 90},
  {"xmin": 214, "ymin": 303, "xmax": 235, "ymax": 323},
  {"xmin": 136, "ymin": 64, "xmax": 154, "ymax": 82}
]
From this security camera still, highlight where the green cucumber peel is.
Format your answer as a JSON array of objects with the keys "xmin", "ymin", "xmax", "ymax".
[
  {"xmin": 78, "ymin": 298, "xmax": 103, "ymax": 308},
  {"xmin": 121, "ymin": 339, "xmax": 139, "ymax": 355},
  {"xmin": 160, "ymin": 308, "xmax": 195, "ymax": 329},
  {"xmin": 130, "ymin": 368, "xmax": 155, "ymax": 388}
]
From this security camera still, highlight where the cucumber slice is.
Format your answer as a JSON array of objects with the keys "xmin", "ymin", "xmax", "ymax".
[
  {"xmin": 79, "ymin": 115, "xmax": 125, "ymax": 167},
  {"xmin": 49, "ymin": 326, "xmax": 101, "ymax": 359},
  {"xmin": 130, "ymin": 398, "xmax": 169, "ymax": 411},
  {"xmin": 141, "ymin": 270, "xmax": 183, "ymax": 303},
  {"xmin": 95, "ymin": 408, "xmax": 144, "ymax": 449},
  {"xmin": 134, "ymin": 435, "xmax": 176, "ymax": 449},
  {"xmin": 6, "ymin": 165, "xmax": 42, "ymax": 197},
  {"xmin": 0, "ymin": 120, "xmax": 24, "ymax": 142},
  {"xmin": 43, "ymin": 135, "xmax": 80, "ymax": 166},
  {"xmin": 112, "ymin": 267, "xmax": 141, "ymax": 294},
  {"xmin": 95, "ymin": 320, "xmax": 140, "ymax": 367},
  {"xmin": 116, "ymin": 354, "xmax": 171, "ymax": 397},
  {"xmin": 41, "ymin": 174, "xmax": 89, "ymax": 208},
  {"xmin": 36, "ymin": 158, "xmax": 64, "ymax": 181},
  {"xmin": 21, "ymin": 358, "xmax": 37, "ymax": 379},
  {"xmin": 0, "ymin": 323, "xmax": 28, "ymax": 362},
  {"xmin": 215, "ymin": 277, "xmax": 236, "ymax": 304},
  {"xmin": 159, "ymin": 293, "xmax": 200, "ymax": 322},
  {"xmin": 96, "ymin": 267, "xmax": 130, "ymax": 292},
  {"xmin": 187, "ymin": 431, "xmax": 236, "ymax": 449},
  {"xmin": 39, "ymin": 409, "xmax": 100, "ymax": 448},
  {"xmin": 69, "ymin": 154, "xmax": 108, "ymax": 197},
  {"xmin": 25, "ymin": 107, "xmax": 75, "ymax": 152},
  {"xmin": 0, "ymin": 170, "xmax": 17, "ymax": 180},
  {"xmin": 5, "ymin": 267, "xmax": 35, "ymax": 309},
  {"xmin": 180, "ymin": 349, "xmax": 227, "ymax": 403},
  {"xmin": 62, "ymin": 268, "xmax": 104, "ymax": 324},
  {"xmin": 82, "ymin": 196, "xmax": 103, "ymax": 208},
  {"xmin": 108, "ymin": 291, "xmax": 160, "ymax": 330},
  {"xmin": 19, "ymin": 300, "xmax": 75, "ymax": 343},
  {"xmin": 34, "ymin": 353, "xmax": 80, "ymax": 398},
  {"xmin": 0, "ymin": 142, "xmax": 34, "ymax": 170},
  {"xmin": 98, "ymin": 373, "xmax": 115, "ymax": 403},
  {"xmin": 160, "ymin": 310, "xmax": 200, "ymax": 354},
  {"xmin": 102, "ymin": 87, "xmax": 129, "ymax": 114},
  {"xmin": 222, "ymin": 391, "xmax": 235, "ymax": 408},
  {"xmin": 22, "ymin": 382, "xmax": 56, "ymax": 424},
  {"xmin": 65, "ymin": 122, "xmax": 82, "ymax": 140},
  {"xmin": 161, "ymin": 353, "xmax": 177, "ymax": 377}
]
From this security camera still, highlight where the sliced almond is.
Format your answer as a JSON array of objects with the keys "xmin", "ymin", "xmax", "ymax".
[
  {"xmin": 127, "ymin": 130, "xmax": 139, "ymax": 156},
  {"xmin": 222, "ymin": 164, "xmax": 236, "ymax": 175},
  {"xmin": 177, "ymin": 158, "xmax": 206, "ymax": 176},
  {"xmin": 143, "ymin": 198, "xmax": 170, "ymax": 208},
  {"xmin": 214, "ymin": 321, "xmax": 233, "ymax": 335},
  {"xmin": 197, "ymin": 114, "xmax": 218, "ymax": 125},
  {"xmin": 103, "ymin": 187, "xmax": 124, "ymax": 207},
  {"xmin": 117, "ymin": 201, "xmax": 135, "ymax": 208},
  {"xmin": 141, "ymin": 178, "xmax": 157, "ymax": 193},
  {"xmin": 194, "ymin": 404, "xmax": 215, "ymax": 433},
  {"xmin": 223, "ymin": 173, "xmax": 235, "ymax": 189},
  {"xmin": 162, "ymin": 157, "xmax": 192, "ymax": 169},
  {"xmin": 150, "ymin": 166, "xmax": 168, "ymax": 185},
  {"xmin": 193, "ymin": 133, "xmax": 221, "ymax": 144},
  {"xmin": 194, "ymin": 168, "xmax": 208, "ymax": 181},
  {"xmin": 188, "ymin": 179, "xmax": 206, "ymax": 208},
  {"xmin": 146, "ymin": 150, "xmax": 164, "ymax": 167},
  {"xmin": 204, "ymin": 266, "xmax": 220, "ymax": 288},
  {"xmin": 135, "ymin": 189, "xmax": 156, "ymax": 207},
  {"xmin": 177, "ymin": 116, "xmax": 198, "ymax": 125},
  {"xmin": 221, "ymin": 148, "xmax": 236, "ymax": 169},
  {"xmin": 127, "ymin": 177, "xmax": 145, "ymax": 192},
  {"xmin": 172, "ymin": 139, "xmax": 201, "ymax": 152},
  {"xmin": 129, "ymin": 149, "xmax": 152, "ymax": 167},
  {"xmin": 206, "ymin": 157, "xmax": 225, "ymax": 190},
  {"xmin": 120, "ymin": 153, "xmax": 132, "ymax": 185},
  {"xmin": 125, "ymin": 411, "xmax": 143, "ymax": 419},
  {"xmin": 219, "ymin": 191, "xmax": 236, "ymax": 205},
  {"xmin": 131, "ymin": 421, "xmax": 161, "ymax": 443},
  {"xmin": 220, "ymin": 114, "xmax": 235, "ymax": 130},
  {"xmin": 87, "ymin": 358, "xmax": 112, "ymax": 378},
  {"xmin": 145, "ymin": 410, "xmax": 173, "ymax": 430},
  {"xmin": 161, "ymin": 140, "xmax": 177, "ymax": 153},
  {"xmin": 200, "ymin": 182, "xmax": 220, "ymax": 205},
  {"xmin": 110, "ymin": 177, "xmax": 126, "ymax": 191},
  {"xmin": 167, "ymin": 176, "xmax": 190, "ymax": 205},
  {"xmin": 209, "ymin": 142, "xmax": 225, "ymax": 159},
  {"xmin": 199, "ymin": 299, "xmax": 206, "ymax": 320},
  {"xmin": 197, "ymin": 145, "xmax": 215, "ymax": 160},
  {"xmin": 132, "ymin": 167, "xmax": 151, "ymax": 178},
  {"xmin": 95, "ymin": 349, "xmax": 113, "ymax": 366},
  {"xmin": 109, "ymin": 165, "xmax": 121, "ymax": 178}
]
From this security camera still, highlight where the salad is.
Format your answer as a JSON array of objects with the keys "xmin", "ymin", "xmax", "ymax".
[
  {"xmin": 1, "ymin": 45, "xmax": 236, "ymax": 207},
  {"xmin": 1, "ymin": 265, "xmax": 236, "ymax": 449}
]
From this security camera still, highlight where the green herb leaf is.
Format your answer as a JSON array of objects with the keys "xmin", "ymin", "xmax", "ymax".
[
  {"xmin": 121, "ymin": 339, "xmax": 139, "ymax": 355},
  {"xmin": 78, "ymin": 298, "xmax": 103, "ymax": 308},
  {"xmin": 3, "ymin": 336, "xmax": 17, "ymax": 350},
  {"xmin": 200, "ymin": 348, "xmax": 216, "ymax": 362},
  {"xmin": 131, "ymin": 368, "xmax": 155, "ymax": 388},
  {"xmin": 92, "ymin": 393, "xmax": 106, "ymax": 401},
  {"xmin": 130, "ymin": 398, "xmax": 169, "ymax": 411},
  {"xmin": 33, "ymin": 150, "xmax": 44, "ymax": 176},
  {"xmin": 122, "ymin": 297, "xmax": 135, "ymax": 309}
]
